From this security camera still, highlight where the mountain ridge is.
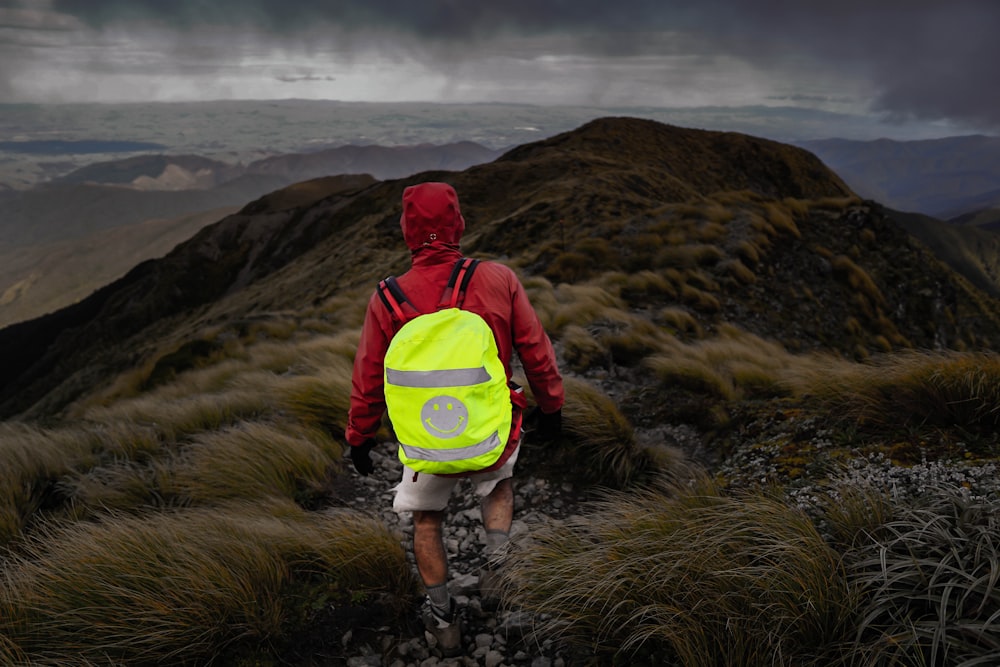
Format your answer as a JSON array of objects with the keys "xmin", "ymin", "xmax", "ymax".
[{"xmin": 2, "ymin": 117, "xmax": 999, "ymax": 420}]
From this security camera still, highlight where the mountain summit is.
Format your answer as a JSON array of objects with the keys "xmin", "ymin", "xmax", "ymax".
[{"xmin": 1, "ymin": 117, "xmax": 998, "ymax": 419}]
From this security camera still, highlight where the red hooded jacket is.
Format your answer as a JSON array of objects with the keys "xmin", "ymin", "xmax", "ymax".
[{"xmin": 346, "ymin": 182, "xmax": 564, "ymax": 470}]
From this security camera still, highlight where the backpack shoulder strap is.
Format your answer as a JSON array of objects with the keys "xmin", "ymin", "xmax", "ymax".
[
  {"xmin": 377, "ymin": 276, "xmax": 417, "ymax": 323},
  {"xmin": 441, "ymin": 257, "xmax": 481, "ymax": 309}
]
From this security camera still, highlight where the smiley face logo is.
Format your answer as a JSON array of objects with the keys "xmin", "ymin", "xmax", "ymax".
[{"xmin": 421, "ymin": 395, "xmax": 468, "ymax": 439}]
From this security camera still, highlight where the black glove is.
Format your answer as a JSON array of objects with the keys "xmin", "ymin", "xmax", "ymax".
[
  {"xmin": 349, "ymin": 439, "xmax": 377, "ymax": 476},
  {"xmin": 535, "ymin": 408, "xmax": 562, "ymax": 441}
]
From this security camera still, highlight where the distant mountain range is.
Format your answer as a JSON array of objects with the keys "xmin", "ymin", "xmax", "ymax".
[
  {"xmin": 799, "ymin": 135, "xmax": 1000, "ymax": 225},
  {"xmin": 2, "ymin": 117, "xmax": 999, "ymax": 420},
  {"xmin": 0, "ymin": 142, "xmax": 501, "ymax": 327}
]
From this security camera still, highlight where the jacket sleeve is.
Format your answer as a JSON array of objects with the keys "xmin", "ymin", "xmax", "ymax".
[
  {"xmin": 345, "ymin": 292, "xmax": 391, "ymax": 446},
  {"xmin": 510, "ymin": 276, "xmax": 564, "ymax": 414}
]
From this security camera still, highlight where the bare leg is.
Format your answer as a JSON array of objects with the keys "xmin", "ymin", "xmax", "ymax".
[
  {"xmin": 480, "ymin": 478, "xmax": 514, "ymax": 534},
  {"xmin": 412, "ymin": 509, "xmax": 448, "ymax": 586}
]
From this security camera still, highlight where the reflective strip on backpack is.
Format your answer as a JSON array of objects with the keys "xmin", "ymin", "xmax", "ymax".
[
  {"xmin": 386, "ymin": 366, "xmax": 490, "ymax": 388},
  {"xmin": 399, "ymin": 431, "xmax": 502, "ymax": 463}
]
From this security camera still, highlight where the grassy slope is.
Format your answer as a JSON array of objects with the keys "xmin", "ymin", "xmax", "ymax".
[{"xmin": 2, "ymin": 117, "xmax": 1000, "ymax": 665}]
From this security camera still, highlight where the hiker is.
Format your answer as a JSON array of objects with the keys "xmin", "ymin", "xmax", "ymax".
[{"xmin": 345, "ymin": 181, "xmax": 564, "ymax": 656}]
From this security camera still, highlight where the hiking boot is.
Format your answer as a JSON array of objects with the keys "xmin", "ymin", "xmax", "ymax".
[
  {"xmin": 422, "ymin": 597, "xmax": 462, "ymax": 657},
  {"xmin": 478, "ymin": 567, "xmax": 503, "ymax": 611}
]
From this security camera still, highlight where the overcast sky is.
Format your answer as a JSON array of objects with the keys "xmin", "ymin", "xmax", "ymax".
[{"xmin": 1, "ymin": 0, "xmax": 998, "ymax": 136}]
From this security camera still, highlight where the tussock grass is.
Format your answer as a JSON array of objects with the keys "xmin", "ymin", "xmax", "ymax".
[
  {"xmin": 522, "ymin": 275, "xmax": 558, "ymax": 330},
  {"xmin": 696, "ymin": 220, "xmax": 728, "ymax": 243},
  {"xmin": 721, "ymin": 258, "xmax": 757, "ymax": 284},
  {"xmin": 277, "ymin": 363, "xmax": 355, "ymax": 436},
  {"xmin": 169, "ymin": 423, "xmax": 339, "ymax": 506},
  {"xmin": 56, "ymin": 457, "xmax": 175, "ymax": 516},
  {"xmin": 558, "ymin": 376, "xmax": 648, "ymax": 487},
  {"xmin": 831, "ymin": 255, "xmax": 886, "ymax": 308},
  {"xmin": 814, "ymin": 483, "xmax": 897, "ymax": 552},
  {"xmin": 316, "ymin": 287, "xmax": 372, "ymax": 330},
  {"xmin": 84, "ymin": 387, "xmax": 271, "ymax": 441},
  {"xmin": 0, "ymin": 424, "xmax": 89, "ymax": 543},
  {"xmin": 591, "ymin": 309, "xmax": 673, "ymax": 366},
  {"xmin": 764, "ymin": 202, "xmax": 802, "ymax": 239},
  {"xmin": 645, "ymin": 326, "xmax": 796, "ymax": 400},
  {"xmin": 0, "ymin": 500, "xmax": 417, "ymax": 665},
  {"xmin": 0, "ymin": 421, "xmax": 172, "ymax": 541},
  {"xmin": 656, "ymin": 243, "xmax": 725, "ymax": 269},
  {"xmin": 546, "ymin": 250, "xmax": 596, "ymax": 283},
  {"xmin": 505, "ymin": 475, "xmax": 853, "ymax": 665},
  {"xmin": 735, "ymin": 238, "xmax": 761, "ymax": 266},
  {"xmin": 679, "ymin": 284, "xmax": 722, "ymax": 312},
  {"xmin": 560, "ymin": 324, "xmax": 608, "ymax": 372},
  {"xmin": 602, "ymin": 269, "xmax": 679, "ymax": 304},
  {"xmin": 780, "ymin": 350, "xmax": 1000, "ymax": 437},
  {"xmin": 550, "ymin": 284, "xmax": 625, "ymax": 332},
  {"xmin": 656, "ymin": 306, "xmax": 703, "ymax": 338}
]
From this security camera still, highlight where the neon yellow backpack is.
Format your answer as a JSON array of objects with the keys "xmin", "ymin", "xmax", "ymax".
[{"xmin": 378, "ymin": 258, "xmax": 512, "ymax": 474}]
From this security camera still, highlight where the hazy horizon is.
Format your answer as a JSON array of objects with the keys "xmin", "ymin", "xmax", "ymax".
[{"xmin": 2, "ymin": 98, "xmax": 991, "ymax": 191}]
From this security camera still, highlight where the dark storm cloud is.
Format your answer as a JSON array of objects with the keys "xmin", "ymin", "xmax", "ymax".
[{"xmin": 31, "ymin": 0, "xmax": 1000, "ymax": 130}]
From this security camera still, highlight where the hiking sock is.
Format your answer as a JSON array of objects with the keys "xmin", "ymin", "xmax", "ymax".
[{"xmin": 426, "ymin": 583, "xmax": 452, "ymax": 621}]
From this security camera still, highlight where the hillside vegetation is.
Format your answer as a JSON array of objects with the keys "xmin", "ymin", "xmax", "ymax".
[{"xmin": 2, "ymin": 117, "xmax": 1000, "ymax": 665}]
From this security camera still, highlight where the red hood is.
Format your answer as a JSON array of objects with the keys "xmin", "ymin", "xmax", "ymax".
[{"xmin": 400, "ymin": 182, "xmax": 465, "ymax": 251}]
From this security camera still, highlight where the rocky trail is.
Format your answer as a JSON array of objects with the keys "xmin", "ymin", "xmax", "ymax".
[{"xmin": 302, "ymin": 442, "xmax": 595, "ymax": 667}]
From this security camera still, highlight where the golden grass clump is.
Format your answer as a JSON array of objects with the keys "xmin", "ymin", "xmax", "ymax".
[
  {"xmin": 545, "ymin": 251, "xmax": 595, "ymax": 283},
  {"xmin": 591, "ymin": 309, "xmax": 673, "ymax": 366},
  {"xmin": 645, "ymin": 326, "xmax": 795, "ymax": 401},
  {"xmin": 764, "ymin": 202, "xmax": 802, "ymax": 239},
  {"xmin": 655, "ymin": 243, "xmax": 725, "ymax": 269},
  {"xmin": 781, "ymin": 197, "xmax": 811, "ymax": 217},
  {"xmin": 549, "ymin": 284, "xmax": 626, "ymax": 333},
  {"xmin": 720, "ymin": 258, "xmax": 757, "ymax": 285},
  {"xmin": 316, "ymin": 286, "xmax": 373, "ymax": 329},
  {"xmin": 504, "ymin": 477, "xmax": 853, "ymax": 665},
  {"xmin": 695, "ymin": 220, "xmax": 728, "ymax": 243},
  {"xmin": 0, "ymin": 423, "xmax": 109, "ymax": 543},
  {"xmin": 276, "ymin": 363, "xmax": 354, "ymax": 436},
  {"xmin": 679, "ymin": 284, "xmax": 722, "ymax": 313},
  {"xmin": 522, "ymin": 275, "xmax": 558, "ymax": 330},
  {"xmin": 558, "ymin": 376, "xmax": 648, "ymax": 487},
  {"xmin": 84, "ymin": 387, "xmax": 271, "ymax": 442},
  {"xmin": 601, "ymin": 269, "xmax": 679, "ymax": 304},
  {"xmin": 831, "ymin": 255, "xmax": 886, "ymax": 308},
  {"xmin": 0, "ymin": 500, "xmax": 418, "ymax": 664},
  {"xmin": 780, "ymin": 349, "xmax": 1000, "ymax": 436},
  {"xmin": 0, "ymin": 421, "xmax": 175, "ymax": 541},
  {"xmin": 57, "ymin": 458, "xmax": 174, "ymax": 517},
  {"xmin": 559, "ymin": 324, "xmax": 608, "ymax": 372},
  {"xmin": 168, "ymin": 423, "xmax": 340, "ymax": 506},
  {"xmin": 734, "ymin": 239, "xmax": 761, "ymax": 267},
  {"xmin": 656, "ymin": 306, "xmax": 703, "ymax": 338}
]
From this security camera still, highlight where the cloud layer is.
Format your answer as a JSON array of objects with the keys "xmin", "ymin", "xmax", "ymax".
[{"xmin": 2, "ymin": 0, "xmax": 997, "ymax": 132}]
